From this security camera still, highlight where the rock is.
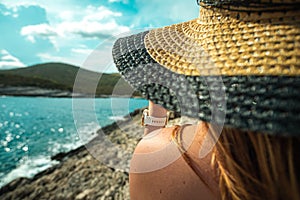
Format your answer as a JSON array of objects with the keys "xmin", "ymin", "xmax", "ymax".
[
  {"xmin": 75, "ymin": 189, "xmax": 94, "ymax": 200},
  {"xmin": 0, "ymin": 177, "xmax": 30, "ymax": 195}
]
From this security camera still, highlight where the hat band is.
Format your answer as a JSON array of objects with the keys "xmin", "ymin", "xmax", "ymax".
[{"xmin": 197, "ymin": 0, "xmax": 300, "ymax": 12}]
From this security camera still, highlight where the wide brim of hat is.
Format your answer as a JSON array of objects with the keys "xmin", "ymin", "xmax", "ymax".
[{"xmin": 112, "ymin": 14, "xmax": 300, "ymax": 136}]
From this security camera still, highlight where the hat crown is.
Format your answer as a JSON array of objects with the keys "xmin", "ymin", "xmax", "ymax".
[{"xmin": 198, "ymin": 0, "xmax": 300, "ymax": 11}]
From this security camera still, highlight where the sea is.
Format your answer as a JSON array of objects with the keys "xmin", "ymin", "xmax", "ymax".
[{"xmin": 0, "ymin": 96, "xmax": 148, "ymax": 188}]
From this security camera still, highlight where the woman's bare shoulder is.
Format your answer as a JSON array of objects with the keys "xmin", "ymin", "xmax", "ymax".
[{"xmin": 129, "ymin": 125, "xmax": 218, "ymax": 200}]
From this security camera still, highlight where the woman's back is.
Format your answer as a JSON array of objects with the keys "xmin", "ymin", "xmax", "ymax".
[
  {"xmin": 130, "ymin": 122, "xmax": 300, "ymax": 200},
  {"xmin": 130, "ymin": 124, "xmax": 219, "ymax": 200}
]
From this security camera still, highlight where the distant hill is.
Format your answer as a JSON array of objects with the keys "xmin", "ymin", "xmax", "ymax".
[{"xmin": 0, "ymin": 62, "xmax": 137, "ymax": 97}]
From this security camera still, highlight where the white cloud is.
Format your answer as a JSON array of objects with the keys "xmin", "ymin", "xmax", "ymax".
[
  {"xmin": 57, "ymin": 5, "xmax": 123, "ymax": 22},
  {"xmin": 20, "ymin": 6, "xmax": 130, "ymax": 42},
  {"xmin": 16, "ymin": 3, "xmax": 130, "ymax": 69},
  {"xmin": 61, "ymin": 5, "xmax": 130, "ymax": 38},
  {"xmin": 59, "ymin": 10, "xmax": 73, "ymax": 21},
  {"xmin": 108, "ymin": 0, "xmax": 129, "ymax": 4},
  {"xmin": 84, "ymin": 6, "xmax": 122, "ymax": 21},
  {"xmin": 21, "ymin": 24, "xmax": 57, "ymax": 36},
  {"xmin": 21, "ymin": 23, "xmax": 58, "ymax": 43},
  {"xmin": 71, "ymin": 48, "xmax": 93, "ymax": 55},
  {"xmin": 59, "ymin": 20, "xmax": 130, "ymax": 39},
  {"xmin": 2, "ymin": 1, "xmax": 130, "ymax": 40},
  {"xmin": 0, "ymin": 4, "xmax": 19, "ymax": 18},
  {"xmin": 0, "ymin": 50, "xmax": 26, "ymax": 69}
]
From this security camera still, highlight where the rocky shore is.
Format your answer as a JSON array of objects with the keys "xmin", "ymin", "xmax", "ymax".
[
  {"xmin": 0, "ymin": 109, "xmax": 145, "ymax": 200},
  {"xmin": 0, "ymin": 86, "xmax": 75, "ymax": 97},
  {"xmin": 0, "ymin": 86, "xmax": 140, "ymax": 98}
]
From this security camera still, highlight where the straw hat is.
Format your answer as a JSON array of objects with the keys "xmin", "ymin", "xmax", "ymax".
[{"xmin": 112, "ymin": 0, "xmax": 300, "ymax": 136}]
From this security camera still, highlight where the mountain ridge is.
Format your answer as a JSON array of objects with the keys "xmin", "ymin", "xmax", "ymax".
[{"xmin": 0, "ymin": 62, "xmax": 136, "ymax": 97}]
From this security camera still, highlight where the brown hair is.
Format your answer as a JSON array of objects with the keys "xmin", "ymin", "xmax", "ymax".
[{"xmin": 211, "ymin": 126, "xmax": 300, "ymax": 200}]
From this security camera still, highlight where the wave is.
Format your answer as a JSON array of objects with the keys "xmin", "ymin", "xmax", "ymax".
[
  {"xmin": 0, "ymin": 122, "xmax": 101, "ymax": 189},
  {"xmin": 108, "ymin": 115, "xmax": 126, "ymax": 121},
  {"xmin": 76, "ymin": 121, "xmax": 100, "ymax": 145},
  {"xmin": 0, "ymin": 156, "xmax": 59, "ymax": 188}
]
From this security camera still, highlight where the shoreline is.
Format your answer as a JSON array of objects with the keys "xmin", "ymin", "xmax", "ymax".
[
  {"xmin": 0, "ymin": 108, "xmax": 144, "ymax": 199},
  {"xmin": 0, "ymin": 86, "xmax": 142, "ymax": 98}
]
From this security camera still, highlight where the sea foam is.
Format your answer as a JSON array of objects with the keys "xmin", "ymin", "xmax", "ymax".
[{"xmin": 0, "ymin": 156, "xmax": 59, "ymax": 188}]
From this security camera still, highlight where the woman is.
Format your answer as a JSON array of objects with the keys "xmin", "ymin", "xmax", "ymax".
[
  {"xmin": 112, "ymin": 0, "xmax": 300, "ymax": 199},
  {"xmin": 130, "ymin": 102, "xmax": 300, "ymax": 200}
]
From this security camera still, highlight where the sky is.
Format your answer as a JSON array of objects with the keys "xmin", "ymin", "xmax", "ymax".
[{"xmin": 0, "ymin": 0, "xmax": 199, "ymax": 72}]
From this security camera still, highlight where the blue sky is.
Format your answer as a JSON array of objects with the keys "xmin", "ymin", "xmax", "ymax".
[{"xmin": 0, "ymin": 0, "xmax": 199, "ymax": 72}]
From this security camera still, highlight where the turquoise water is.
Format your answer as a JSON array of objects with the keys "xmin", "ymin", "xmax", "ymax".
[{"xmin": 0, "ymin": 96, "xmax": 148, "ymax": 187}]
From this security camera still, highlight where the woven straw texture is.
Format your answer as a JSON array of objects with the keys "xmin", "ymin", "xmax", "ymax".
[
  {"xmin": 145, "ymin": 7, "xmax": 300, "ymax": 76},
  {"xmin": 112, "ymin": 4, "xmax": 300, "ymax": 136}
]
